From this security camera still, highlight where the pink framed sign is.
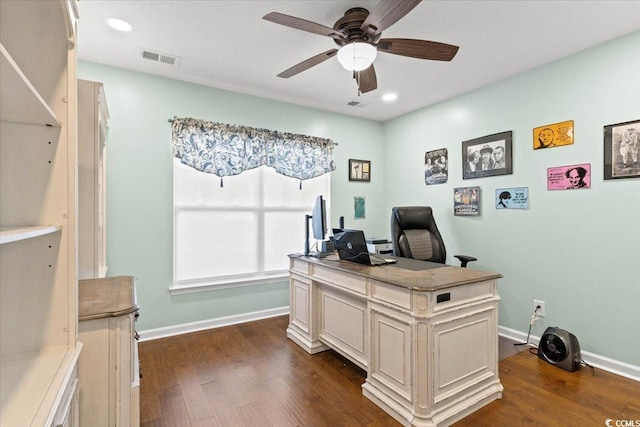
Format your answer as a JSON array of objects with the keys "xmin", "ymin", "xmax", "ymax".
[{"xmin": 547, "ymin": 163, "xmax": 591, "ymax": 190}]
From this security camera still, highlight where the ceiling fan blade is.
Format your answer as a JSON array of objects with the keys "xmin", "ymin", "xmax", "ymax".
[
  {"xmin": 277, "ymin": 49, "xmax": 338, "ymax": 78},
  {"xmin": 355, "ymin": 65, "xmax": 377, "ymax": 93},
  {"xmin": 377, "ymin": 38, "xmax": 459, "ymax": 61},
  {"xmin": 361, "ymin": 0, "xmax": 422, "ymax": 38},
  {"xmin": 263, "ymin": 12, "xmax": 344, "ymax": 39}
]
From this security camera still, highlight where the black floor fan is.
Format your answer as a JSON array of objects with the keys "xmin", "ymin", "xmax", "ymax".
[{"xmin": 538, "ymin": 326, "xmax": 581, "ymax": 372}]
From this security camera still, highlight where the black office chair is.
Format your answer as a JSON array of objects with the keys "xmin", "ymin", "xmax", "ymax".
[{"xmin": 390, "ymin": 206, "xmax": 477, "ymax": 267}]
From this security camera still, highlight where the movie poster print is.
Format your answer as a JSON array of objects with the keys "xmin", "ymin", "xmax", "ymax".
[
  {"xmin": 547, "ymin": 163, "xmax": 591, "ymax": 190},
  {"xmin": 533, "ymin": 120, "xmax": 574, "ymax": 150},
  {"xmin": 425, "ymin": 148, "xmax": 448, "ymax": 185},
  {"xmin": 495, "ymin": 187, "xmax": 529, "ymax": 209},
  {"xmin": 454, "ymin": 186, "xmax": 480, "ymax": 216}
]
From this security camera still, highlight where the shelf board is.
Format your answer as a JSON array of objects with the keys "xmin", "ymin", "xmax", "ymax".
[
  {"xmin": 0, "ymin": 345, "xmax": 80, "ymax": 427},
  {"xmin": 0, "ymin": 225, "xmax": 62, "ymax": 244},
  {"xmin": 0, "ymin": 43, "xmax": 60, "ymax": 127}
]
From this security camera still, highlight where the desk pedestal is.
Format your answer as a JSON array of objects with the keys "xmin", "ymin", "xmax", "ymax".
[{"xmin": 288, "ymin": 256, "xmax": 503, "ymax": 427}]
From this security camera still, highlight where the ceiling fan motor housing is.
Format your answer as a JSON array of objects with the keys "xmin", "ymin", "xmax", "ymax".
[
  {"xmin": 333, "ymin": 8, "xmax": 381, "ymax": 46},
  {"xmin": 538, "ymin": 326, "xmax": 581, "ymax": 372}
]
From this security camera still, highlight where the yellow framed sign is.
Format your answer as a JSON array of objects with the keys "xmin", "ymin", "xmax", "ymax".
[{"xmin": 533, "ymin": 120, "xmax": 574, "ymax": 150}]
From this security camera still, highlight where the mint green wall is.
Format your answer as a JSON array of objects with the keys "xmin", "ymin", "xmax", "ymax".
[
  {"xmin": 78, "ymin": 62, "xmax": 384, "ymax": 331},
  {"xmin": 80, "ymin": 30, "xmax": 639, "ymax": 365},
  {"xmin": 382, "ymin": 31, "xmax": 640, "ymax": 365}
]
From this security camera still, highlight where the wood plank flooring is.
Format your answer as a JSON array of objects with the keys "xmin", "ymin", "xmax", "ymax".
[{"xmin": 139, "ymin": 315, "xmax": 640, "ymax": 426}]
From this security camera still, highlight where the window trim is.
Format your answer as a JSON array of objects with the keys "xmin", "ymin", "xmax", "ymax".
[{"xmin": 169, "ymin": 270, "xmax": 289, "ymax": 295}]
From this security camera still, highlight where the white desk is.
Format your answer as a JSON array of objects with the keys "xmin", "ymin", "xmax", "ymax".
[{"xmin": 288, "ymin": 254, "xmax": 503, "ymax": 427}]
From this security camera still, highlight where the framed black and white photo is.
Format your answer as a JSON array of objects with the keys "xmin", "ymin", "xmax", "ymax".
[
  {"xmin": 349, "ymin": 159, "xmax": 370, "ymax": 182},
  {"xmin": 604, "ymin": 119, "xmax": 640, "ymax": 180},
  {"xmin": 462, "ymin": 131, "xmax": 513, "ymax": 179}
]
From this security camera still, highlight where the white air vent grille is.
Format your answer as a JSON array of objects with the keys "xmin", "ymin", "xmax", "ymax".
[
  {"xmin": 139, "ymin": 48, "xmax": 180, "ymax": 66},
  {"xmin": 345, "ymin": 100, "xmax": 369, "ymax": 108}
]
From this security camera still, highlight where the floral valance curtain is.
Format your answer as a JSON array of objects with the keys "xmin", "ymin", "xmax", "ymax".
[{"xmin": 171, "ymin": 117, "xmax": 336, "ymax": 186}]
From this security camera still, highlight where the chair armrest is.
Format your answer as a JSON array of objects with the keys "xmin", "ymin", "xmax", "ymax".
[{"xmin": 454, "ymin": 255, "xmax": 477, "ymax": 268}]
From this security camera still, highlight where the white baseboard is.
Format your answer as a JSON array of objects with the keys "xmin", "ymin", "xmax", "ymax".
[
  {"xmin": 138, "ymin": 306, "xmax": 289, "ymax": 342},
  {"xmin": 140, "ymin": 315, "xmax": 638, "ymax": 383},
  {"xmin": 499, "ymin": 326, "xmax": 640, "ymax": 383}
]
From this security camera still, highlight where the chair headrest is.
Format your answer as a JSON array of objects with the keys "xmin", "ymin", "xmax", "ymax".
[{"xmin": 392, "ymin": 206, "xmax": 434, "ymax": 230}]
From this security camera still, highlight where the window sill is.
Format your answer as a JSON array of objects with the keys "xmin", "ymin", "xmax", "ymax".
[{"xmin": 169, "ymin": 272, "xmax": 289, "ymax": 295}]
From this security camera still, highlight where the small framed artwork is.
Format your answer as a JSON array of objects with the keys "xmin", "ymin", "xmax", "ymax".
[
  {"xmin": 349, "ymin": 159, "xmax": 370, "ymax": 182},
  {"xmin": 533, "ymin": 120, "xmax": 574, "ymax": 150},
  {"xmin": 462, "ymin": 131, "xmax": 513, "ymax": 179},
  {"xmin": 425, "ymin": 148, "xmax": 448, "ymax": 185},
  {"xmin": 354, "ymin": 196, "xmax": 365, "ymax": 219},
  {"xmin": 454, "ymin": 186, "xmax": 480, "ymax": 216},
  {"xmin": 604, "ymin": 119, "xmax": 640, "ymax": 180},
  {"xmin": 547, "ymin": 163, "xmax": 591, "ymax": 190},
  {"xmin": 496, "ymin": 187, "xmax": 529, "ymax": 209}
]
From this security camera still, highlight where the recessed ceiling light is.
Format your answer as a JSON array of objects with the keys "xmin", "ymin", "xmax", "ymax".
[
  {"xmin": 382, "ymin": 93, "xmax": 398, "ymax": 102},
  {"xmin": 107, "ymin": 18, "xmax": 133, "ymax": 32}
]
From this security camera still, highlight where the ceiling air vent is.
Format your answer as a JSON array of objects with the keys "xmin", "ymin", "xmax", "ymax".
[
  {"xmin": 139, "ymin": 48, "xmax": 180, "ymax": 66},
  {"xmin": 345, "ymin": 100, "xmax": 369, "ymax": 108}
]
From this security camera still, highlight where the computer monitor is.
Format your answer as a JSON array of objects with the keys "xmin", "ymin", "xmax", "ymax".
[
  {"xmin": 304, "ymin": 195, "xmax": 328, "ymax": 257},
  {"xmin": 312, "ymin": 195, "xmax": 326, "ymax": 240}
]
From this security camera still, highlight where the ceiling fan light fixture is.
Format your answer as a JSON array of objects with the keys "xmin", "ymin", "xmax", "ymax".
[{"xmin": 337, "ymin": 42, "xmax": 377, "ymax": 71}]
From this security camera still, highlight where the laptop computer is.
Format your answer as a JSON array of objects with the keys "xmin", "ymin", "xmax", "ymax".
[{"xmin": 333, "ymin": 229, "xmax": 397, "ymax": 266}]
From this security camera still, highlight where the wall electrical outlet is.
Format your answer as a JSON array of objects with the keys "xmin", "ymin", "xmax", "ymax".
[{"xmin": 533, "ymin": 299, "xmax": 545, "ymax": 317}]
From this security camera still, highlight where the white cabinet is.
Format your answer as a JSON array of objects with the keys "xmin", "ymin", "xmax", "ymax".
[
  {"xmin": 78, "ymin": 79, "xmax": 109, "ymax": 279},
  {"xmin": 78, "ymin": 276, "xmax": 140, "ymax": 427},
  {"xmin": 1, "ymin": 1, "xmax": 81, "ymax": 426}
]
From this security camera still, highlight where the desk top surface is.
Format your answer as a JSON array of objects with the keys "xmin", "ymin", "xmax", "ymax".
[
  {"xmin": 78, "ymin": 275, "xmax": 140, "ymax": 321},
  {"xmin": 290, "ymin": 253, "xmax": 502, "ymax": 291}
]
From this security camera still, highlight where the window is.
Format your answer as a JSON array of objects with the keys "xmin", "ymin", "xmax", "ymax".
[{"xmin": 172, "ymin": 159, "xmax": 330, "ymax": 293}]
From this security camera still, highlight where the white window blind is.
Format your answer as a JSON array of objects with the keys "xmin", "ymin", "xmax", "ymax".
[{"xmin": 172, "ymin": 159, "xmax": 330, "ymax": 293}]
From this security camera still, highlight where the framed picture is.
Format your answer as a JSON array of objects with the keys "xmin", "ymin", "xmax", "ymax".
[
  {"xmin": 547, "ymin": 163, "xmax": 591, "ymax": 190},
  {"xmin": 454, "ymin": 186, "xmax": 480, "ymax": 216},
  {"xmin": 354, "ymin": 196, "xmax": 365, "ymax": 219},
  {"xmin": 533, "ymin": 120, "xmax": 574, "ymax": 150},
  {"xmin": 604, "ymin": 119, "xmax": 640, "ymax": 180},
  {"xmin": 462, "ymin": 131, "xmax": 513, "ymax": 179},
  {"xmin": 495, "ymin": 187, "xmax": 529, "ymax": 209},
  {"xmin": 349, "ymin": 159, "xmax": 370, "ymax": 182},
  {"xmin": 425, "ymin": 148, "xmax": 448, "ymax": 185}
]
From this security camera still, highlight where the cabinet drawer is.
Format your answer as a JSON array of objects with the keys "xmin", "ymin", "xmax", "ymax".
[
  {"xmin": 312, "ymin": 265, "xmax": 367, "ymax": 295},
  {"xmin": 290, "ymin": 258, "xmax": 309, "ymax": 275}
]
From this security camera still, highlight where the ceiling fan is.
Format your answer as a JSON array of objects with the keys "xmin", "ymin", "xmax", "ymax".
[{"xmin": 263, "ymin": 0, "xmax": 459, "ymax": 94}]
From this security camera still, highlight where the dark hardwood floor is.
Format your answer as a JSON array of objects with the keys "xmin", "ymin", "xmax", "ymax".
[{"xmin": 139, "ymin": 315, "xmax": 640, "ymax": 426}]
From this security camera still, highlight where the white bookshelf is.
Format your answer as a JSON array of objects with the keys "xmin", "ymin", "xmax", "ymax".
[
  {"xmin": 0, "ymin": 1, "xmax": 80, "ymax": 425},
  {"xmin": 0, "ymin": 45, "xmax": 60, "ymax": 127},
  {"xmin": 0, "ymin": 225, "xmax": 62, "ymax": 245}
]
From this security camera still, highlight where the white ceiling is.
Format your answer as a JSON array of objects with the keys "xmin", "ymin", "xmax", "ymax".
[{"xmin": 77, "ymin": 1, "xmax": 640, "ymax": 122}]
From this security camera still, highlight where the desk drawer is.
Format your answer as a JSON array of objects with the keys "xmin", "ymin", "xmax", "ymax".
[
  {"xmin": 312, "ymin": 265, "xmax": 367, "ymax": 295},
  {"xmin": 290, "ymin": 258, "xmax": 309, "ymax": 275},
  {"xmin": 371, "ymin": 280, "xmax": 411, "ymax": 310}
]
